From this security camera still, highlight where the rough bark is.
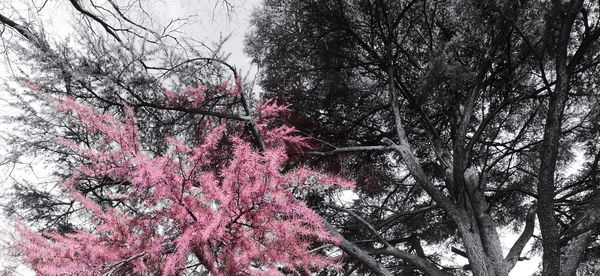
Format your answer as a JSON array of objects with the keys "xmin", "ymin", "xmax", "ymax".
[
  {"xmin": 560, "ymin": 231, "xmax": 593, "ymax": 276},
  {"xmin": 464, "ymin": 168, "xmax": 508, "ymax": 276},
  {"xmin": 537, "ymin": 1, "xmax": 583, "ymax": 275},
  {"xmin": 560, "ymin": 193, "xmax": 600, "ymax": 276},
  {"xmin": 537, "ymin": 47, "xmax": 568, "ymax": 276}
]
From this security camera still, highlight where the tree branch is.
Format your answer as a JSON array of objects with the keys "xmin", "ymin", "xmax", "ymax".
[
  {"xmin": 386, "ymin": 69, "xmax": 463, "ymax": 221},
  {"xmin": 325, "ymin": 203, "xmax": 392, "ymax": 248},
  {"xmin": 102, "ymin": 252, "xmax": 145, "ymax": 276},
  {"xmin": 504, "ymin": 204, "xmax": 537, "ymax": 271},
  {"xmin": 322, "ymin": 221, "xmax": 393, "ymax": 276},
  {"xmin": 0, "ymin": 13, "xmax": 49, "ymax": 50},
  {"xmin": 68, "ymin": 0, "xmax": 122, "ymax": 42},
  {"xmin": 305, "ymin": 145, "xmax": 396, "ymax": 156},
  {"xmin": 370, "ymin": 247, "xmax": 450, "ymax": 276},
  {"xmin": 325, "ymin": 204, "xmax": 449, "ymax": 275}
]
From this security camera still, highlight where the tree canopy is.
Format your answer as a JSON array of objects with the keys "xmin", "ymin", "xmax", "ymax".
[
  {"xmin": 246, "ymin": 0, "xmax": 600, "ymax": 275},
  {"xmin": 0, "ymin": 0, "xmax": 600, "ymax": 275}
]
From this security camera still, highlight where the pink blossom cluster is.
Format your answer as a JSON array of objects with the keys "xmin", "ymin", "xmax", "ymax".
[
  {"xmin": 15, "ymin": 84, "xmax": 353, "ymax": 275},
  {"xmin": 160, "ymin": 79, "xmax": 242, "ymax": 108},
  {"xmin": 162, "ymin": 83, "xmax": 208, "ymax": 107}
]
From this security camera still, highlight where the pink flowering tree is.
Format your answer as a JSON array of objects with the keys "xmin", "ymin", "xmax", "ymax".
[{"xmin": 13, "ymin": 80, "xmax": 353, "ymax": 275}]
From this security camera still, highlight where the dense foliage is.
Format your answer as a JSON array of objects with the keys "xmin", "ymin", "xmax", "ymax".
[
  {"xmin": 15, "ymin": 83, "xmax": 351, "ymax": 275},
  {"xmin": 246, "ymin": 0, "xmax": 600, "ymax": 275},
  {"xmin": 1, "ymin": 0, "xmax": 600, "ymax": 275}
]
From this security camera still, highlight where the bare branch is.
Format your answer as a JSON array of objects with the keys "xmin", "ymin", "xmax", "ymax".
[
  {"xmin": 102, "ymin": 252, "xmax": 145, "ymax": 276},
  {"xmin": 504, "ymin": 204, "xmax": 536, "ymax": 271},
  {"xmin": 68, "ymin": 0, "xmax": 122, "ymax": 42},
  {"xmin": 322, "ymin": 221, "xmax": 393, "ymax": 276},
  {"xmin": 305, "ymin": 145, "xmax": 396, "ymax": 156},
  {"xmin": 325, "ymin": 203, "xmax": 392, "ymax": 248}
]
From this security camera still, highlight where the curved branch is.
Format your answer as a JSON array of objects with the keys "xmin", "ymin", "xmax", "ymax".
[
  {"xmin": 325, "ymin": 204, "xmax": 392, "ymax": 248},
  {"xmin": 305, "ymin": 145, "xmax": 396, "ymax": 156},
  {"xmin": 370, "ymin": 247, "xmax": 450, "ymax": 276},
  {"xmin": 322, "ymin": 221, "xmax": 393, "ymax": 276},
  {"xmin": 504, "ymin": 204, "xmax": 536, "ymax": 271},
  {"xmin": 326, "ymin": 204, "xmax": 448, "ymax": 276},
  {"xmin": 69, "ymin": 0, "xmax": 122, "ymax": 42},
  {"xmin": 0, "ymin": 12, "xmax": 53, "ymax": 52}
]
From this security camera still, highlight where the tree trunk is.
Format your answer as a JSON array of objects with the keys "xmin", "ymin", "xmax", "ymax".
[
  {"xmin": 560, "ymin": 193, "xmax": 600, "ymax": 276},
  {"xmin": 456, "ymin": 222, "xmax": 497, "ymax": 276},
  {"xmin": 464, "ymin": 168, "xmax": 508, "ymax": 276},
  {"xmin": 537, "ymin": 1, "xmax": 583, "ymax": 275}
]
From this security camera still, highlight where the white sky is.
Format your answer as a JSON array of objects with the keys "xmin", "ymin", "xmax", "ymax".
[{"xmin": 0, "ymin": 1, "xmax": 544, "ymax": 275}]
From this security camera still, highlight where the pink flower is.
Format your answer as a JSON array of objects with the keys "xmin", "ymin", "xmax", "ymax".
[{"xmin": 14, "ymin": 82, "xmax": 354, "ymax": 275}]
